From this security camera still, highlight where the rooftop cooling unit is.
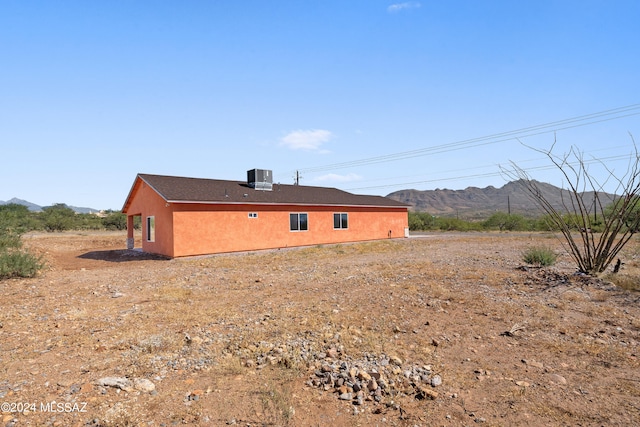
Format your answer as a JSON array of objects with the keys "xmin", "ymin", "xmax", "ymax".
[{"xmin": 247, "ymin": 169, "xmax": 273, "ymax": 191}]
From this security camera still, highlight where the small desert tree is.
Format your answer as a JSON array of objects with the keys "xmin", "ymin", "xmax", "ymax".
[{"xmin": 503, "ymin": 136, "xmax": 640, "ymax": 275}]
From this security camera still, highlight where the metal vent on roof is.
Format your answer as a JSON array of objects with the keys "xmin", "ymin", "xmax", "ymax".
[{"xmin": 247, "ymin": 169, "xmax": 273, "ymax": 191}]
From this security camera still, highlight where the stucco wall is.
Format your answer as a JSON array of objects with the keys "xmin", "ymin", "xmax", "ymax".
[
  {"xmin": 124, "ymin": 180, "xmax": 175, "ymax": 257},
  {"xmin": 171, "ymin": 203, "xmax": 408, "ymax": 257}
]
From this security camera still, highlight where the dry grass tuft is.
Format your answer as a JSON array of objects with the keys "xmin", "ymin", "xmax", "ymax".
[{"xmin": 603, "ymin": 273, "xmax": 640, "ymax": 292}]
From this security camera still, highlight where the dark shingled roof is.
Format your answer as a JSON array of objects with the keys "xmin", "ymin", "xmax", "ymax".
[{"xmin": 124, "ymin": 173, "xmax": 409, "ymax": 210}]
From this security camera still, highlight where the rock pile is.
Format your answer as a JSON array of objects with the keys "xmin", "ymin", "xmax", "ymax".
[
  {"xmin": 305, "ymin": 352, "xmax": 442, "ymax": 406},
  {"xmin": 223, "ymin": 330, "xmax": 443, "ymax": 408}
]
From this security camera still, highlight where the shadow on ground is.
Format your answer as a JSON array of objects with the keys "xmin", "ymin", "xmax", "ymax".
[{"xmin": 78, "ymin": 249, "xmax": 170, "ymax": 262}]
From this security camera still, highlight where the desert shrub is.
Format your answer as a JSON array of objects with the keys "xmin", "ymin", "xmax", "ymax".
[
  {"xmin": 0, "ymin": 231, "xmax": 22, "ymax": 251},
  {"xmin": 522, "ymin": 246, "xmax": 557, "ymax": 266},
  {"xmin": 0, "ymin": 229, "xmax": 43, "ymax": 279},
  {"xmin": 604, "ymin": 196, "xmax": 640, "ymax": 232},
  {"xmin": 73, "ymin": 213, "xmax": 104, "ymax": 230},
  {"xmin": 408, "ymin": 211, "xmax": 437, "ymax": 230},
  {"xmin": 0, "ymin": 249, "xmax": 44, "ymax": 279},
  {"xmin": 483, "ymin": 212, "xmax": 529, "ymax": 231},
  {"xmin": 0, "ymin": 203, "xmax": 39, "ymax": 232},
  {"xmin": 41, "ymin": 204, "xmax": 75, "ymax": 232},
  {"xmin": 504, "ymin": 138, "xmax": 640, "ymax": 275},
  {"xmin": 102, "ymin": 211, "xmax": 128, "ymax": 230},
  {"xmin": 439, "ymin": 217, "xmax": 483, "ymax": 231},
  {"xmin": 602, "ymin": 272, "xmax": 640, "ymax": 292}
]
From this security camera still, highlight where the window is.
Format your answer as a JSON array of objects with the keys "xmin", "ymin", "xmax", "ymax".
[
  {"xmin": 333, "ymin": 213, "xmax": 348, "ymax": 229},
  {"xmin": 289, "ymin": 213, "xmax": 308, "ymax": 231},
  {"xmin": 248, "ymin": 212, "xmax": 258, "ymax": 218},
  {"xmin": 146, "ymin": 216, "xmax": 155, "ymax": 242}
]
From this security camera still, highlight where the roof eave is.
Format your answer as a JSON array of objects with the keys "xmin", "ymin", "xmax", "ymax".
[
  {"xmin": 122, "ymin": 174, "xmax": 170, "ymax": 213},
  {"xmin": 165, "ymin": 199, "xmax": 409, "ymax": 209}
]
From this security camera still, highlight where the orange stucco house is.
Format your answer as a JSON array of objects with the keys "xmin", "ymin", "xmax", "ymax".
[{"xmin": 122, "ymin": 170, "xmax": 410, "ymax": 258}]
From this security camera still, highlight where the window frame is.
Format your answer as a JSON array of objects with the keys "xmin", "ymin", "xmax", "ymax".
[
  {"xmin": 333, "ymin": 212, "xmax": 348, "ymax": 230},
  {"xmin": 146, "ymin": 216, "xmax": 155, "ymax": 242},
  {"xmin": 289, "ymin": 212, "xmax": 308, "ymax": 232}
]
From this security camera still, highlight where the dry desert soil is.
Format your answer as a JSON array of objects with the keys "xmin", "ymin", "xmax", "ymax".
[{"xmin": 1, "ymin": 231, "xmax": 640, "ymax": 426}]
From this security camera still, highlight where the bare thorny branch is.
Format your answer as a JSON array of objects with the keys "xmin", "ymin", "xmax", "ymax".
[{"xmin": 502, "ymin": 135, "xmax": 639, "ymax": 275}]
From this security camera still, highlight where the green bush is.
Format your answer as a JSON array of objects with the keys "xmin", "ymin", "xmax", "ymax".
[
  {"xmin": 408, "ymin": 211, "xmax": 437, "ymax": 230},
  {"xmin": 41, "ymin": 204, "xmax": 76, "ymax": 232},
  {"xmin": 0, "ymin": 229, "xmax": 43, "ymax": 279},
  {"xmin": 522, "ymin": 246, "xmax": 557, "ymax": 266},
  {"xmin": 102, "ymin": 211, "xmax": 128, "ymax": 230},
  {"xmin": 0, "ymin": 249, "xmax": 44, "ymax": 279},
  {"xmin": 0, "ymin": 232, "xmax": 22, "ymax": 251},
  {"xmin": 482, "ymin": 212, "xmax": 529, "ymax": 231},
  {"xmin": 435, "ymin": 217, "xmax": 482, "ymax": 231},
  {"xmin": 0, "ymin": 203, "xmax": 39, "ymax": 233}
]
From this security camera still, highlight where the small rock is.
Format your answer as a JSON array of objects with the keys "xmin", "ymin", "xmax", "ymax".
[
  {"xmin": 416, "ymin": 386, "xmax": 438, "ymax": 400},
  {"xmin": 390, "ymin": 356, "xmax": 403, "ymax": 366},
  {"xmin": 337, "ymin": 384, "xmax": 349, "ymax": 394},
  {"xmin": 358, "ymin": 371, "xmax": 371, "ymax": 382},
  {"xmin": 430, "ymin": 375, "xmax": 442, "ymax": 387},
  {"xmin": 133, "ymin": 378, "xmax": 156, "ymax": 393},
  {"xmin": 548, "ymin": 374, "xmax": 567, "ymax": 385},
  {"xmin": 95, "ymin": 377, "xmax": 133, "ymax": 392},
  {"xmin": 339, "ymin": 392, "xmax": 353, "ymax": 401},
  {"xmin": 522, "ymin": 359, "xmax": 544, "ymax": 369}
]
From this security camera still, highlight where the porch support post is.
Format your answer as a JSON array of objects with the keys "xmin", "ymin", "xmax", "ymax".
[{"xmin": 126, "ymin": 216, "xmax": 134, "ymax": 249}]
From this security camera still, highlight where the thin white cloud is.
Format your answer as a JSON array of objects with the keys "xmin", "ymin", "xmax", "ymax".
[
  {"xmin": 314, "ymin": 173, "xmax": 363, "ymax": 183},
  {"xmin": 387, "ymin": 2, "xmax": 421, "ymax": 13},
  {"xmin": 280, "ymin": 129, "xmax": 333, "ymax": 151}
]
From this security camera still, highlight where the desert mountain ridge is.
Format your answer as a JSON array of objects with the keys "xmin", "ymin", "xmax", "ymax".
[
  {"xmin": 3, "ymin": 180, "xmax": 618, "ymax": 219},
  {"xmin": 385, "ymin": 179, "xmax": 618, "ymax": 219}
]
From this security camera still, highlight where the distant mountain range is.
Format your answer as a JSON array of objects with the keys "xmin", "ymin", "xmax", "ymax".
[
  {"xmin": 3, "ymin": 180, "xmax": 618, "ymax": 219},
  {"xmin": 386, "ymin": 180, "xmax": 618, "ymax": 219},
  {"xmin": 0, "ymin": 198, "xmax": 101, "ymax": 214}
]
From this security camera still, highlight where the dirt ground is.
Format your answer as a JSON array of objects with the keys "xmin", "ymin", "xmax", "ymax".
[{"xmin": 1, "ymin": 231, "xmax": 639, "ymax": 426}]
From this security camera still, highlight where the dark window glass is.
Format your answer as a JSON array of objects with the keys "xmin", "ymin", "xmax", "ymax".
[
  {"xmin": 290, "ymin": 213, "xmax": 308, "ymax": 231},
  {"xmin": 334, "ymin": 213, "xmax": 348, "ymax": 229},
  {"xmin": 146, "ymin": 216, "xmax": 155, "ymax": 242}
]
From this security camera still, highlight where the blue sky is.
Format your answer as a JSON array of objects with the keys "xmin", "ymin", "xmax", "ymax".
[{"xmin": 1, "ymin": 1, "xmax": 638, "ymax": 210}]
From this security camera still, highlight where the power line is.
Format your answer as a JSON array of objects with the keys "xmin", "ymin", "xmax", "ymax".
[
  {"xmin": 335, "ymin": 142, "xmax": 635, "ymax": 188},
  {"xmin": 294, "ymin": 104, "xmax": 640, "ymax": 175},
  {"xmin": 344, "ymin": 153, "xmax": 636, "ymax": 191}
]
